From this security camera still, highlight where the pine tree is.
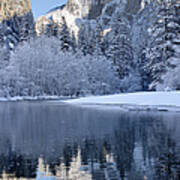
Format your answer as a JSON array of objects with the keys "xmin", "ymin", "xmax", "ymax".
[
  {"xmin": 106, "ymin": 15, "xmax": 134, "ymax": 79},
  {"xmin": 77, "ymin": 21, "xmax": 105, "ymax": 56},
  {"xmin": 59, "ymin": 17, "xmax": 72, "ymax": 52},
  {"xmin": 3, "ymin": 19, "xmax": 19, "ymax": 50},
  {"xmin": 145, "ymin": 0, "xmax": 180, "ymax": 90},
  {"xmin": 0, "ymin": 45, "xmax": 9, "ymax": 69},
  {"xmin": 18, "ymin": 13, "xmax": 35, "ymax": 42},
  {"xmin": 78, "ymin": 24, "xmax": 88, "ymax": 55},
  {"xmin": 93, "ymin": 22, "xmax": 104, "ymax": 56},
  {"xmin": 0, "ymin": 23, "xmax": 4, "ymax": 47},
  {"xmin": 133, "ymin": 1, "xmax": 158, "ymax": 90},
  {"xmin": 0, "ymin": 23, "xmax": 9, "ymax": 69},
  {"xmin": 78, "ymin": 23, "xmax": 95, "ymax": 55}
]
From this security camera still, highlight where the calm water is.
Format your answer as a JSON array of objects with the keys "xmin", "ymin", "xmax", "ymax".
[{"xmin": 0, "ymin": 102, "xmax": 180, "ymax": 180}]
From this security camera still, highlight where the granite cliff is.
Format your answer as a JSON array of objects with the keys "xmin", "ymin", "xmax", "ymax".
[
  {"xmin": 66, "ymin": 0, "xmax": 112, "ymax": 19},
  {"xmin": 35, "ymin": 0, "xmax": 151, "ymax": 37}
]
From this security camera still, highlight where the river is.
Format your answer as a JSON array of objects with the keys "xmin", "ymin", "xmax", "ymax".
[{"xmin": 0, "ymin": 101, "xmax": 179, "ymax": 180}]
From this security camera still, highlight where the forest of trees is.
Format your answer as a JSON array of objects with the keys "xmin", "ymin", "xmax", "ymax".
[
  {"xmin": 0, "ymin": 36, "xmax": 120, "ymax": 97},
  {"xmin": 0, "ymin": 0, "xmax": 179, "ymax": 97}
]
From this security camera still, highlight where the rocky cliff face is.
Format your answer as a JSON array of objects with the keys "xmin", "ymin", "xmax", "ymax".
[
  {"xmin": 0, "ymin": 0, "xmax": 32, "ymax": 21},
  {"xmin": 36, "ymin": 0, "xmax": 114, "ymax": 37},
  {"xmin": 66, "ymin": 0, "xmax": 112, "ymax": 19},
  {"xmin": 66, "ymin": 0, "xmax": 143, "ymax": 18},
  {"xmin": 0, "ymin": 0, "xmax": 35, "ymax": 50},
  {"xmin": 35, "ymin": 0, "xmax": 148, "ymax": 38}
]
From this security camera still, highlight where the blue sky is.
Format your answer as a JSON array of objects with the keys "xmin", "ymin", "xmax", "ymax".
[{"xmin": 31, "ymin": 0, "xmax": 67, "ymax": 18}]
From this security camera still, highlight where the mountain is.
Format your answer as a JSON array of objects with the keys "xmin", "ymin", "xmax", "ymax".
[
  {"xmin": 66, "ymin": 0, "xmax": 112, "ymax": 19},
  {"xmin": 35, "ymin": 0, "xmax": 148, "ymax": 37},
  {"xmin": 36, "ymin": 0, "xmax": 116, "ymax": 37},
  {"xmin": 0, "ymin": 0, "xmax": 35, "ymax": 50}
]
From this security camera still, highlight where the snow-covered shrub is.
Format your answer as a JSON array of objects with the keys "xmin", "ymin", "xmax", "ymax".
[
  {"xmin": 0, "ymin": 36, "xmax": 120, "ymax": 97},
  {"xmin": 119, "ymin": 70, "xmax": 142, "ymax": 92},
  {"xmin": 83, "ymin": 55, "xmax": 120, "ymax": 95}
]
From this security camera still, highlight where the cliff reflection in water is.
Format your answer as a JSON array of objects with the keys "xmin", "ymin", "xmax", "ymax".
[{"xmin": 0, "ymin": 102, "xmax": 179, "ymax": 180}]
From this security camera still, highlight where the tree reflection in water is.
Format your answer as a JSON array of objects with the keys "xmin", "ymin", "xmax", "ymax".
[{"xmin": 0, "ymin": 102, "xmax": 179, "ymax": 180}]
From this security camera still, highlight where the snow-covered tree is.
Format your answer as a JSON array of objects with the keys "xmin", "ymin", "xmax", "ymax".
[
  {"xmin": 0, "ymin": 36, "xmax": 63, "ymax": 97},
  {"xmin": 156, "ymin": 60, "xmax": 180, "ymax": 91},
  {"xmin": 43, "ymin": 21, "xmax": 59, "ymax": 37},
  {"xmin": 0, "ymin": 46, "xmax": 9, "ymax": 69},
  {"xmin": 1, "ymin": 12, "xmax": 35, "ymax": 51},
  {"xmin": 93, "ymin": 22, "xmax": 105, "ymax": 56},
  {"xmin": 82, "ymin": 54, "xmax": 120, "ymax": 95},
  {"xmin": 59, "ymin": 17, "xmax": 72, "ymax": 52},
  {"xmin": 18, "ymin": 13, "xmax": 35, "ymax": 42},
  {"xmin": 133, "ymin": 1, "xmax": 158, "ymax": 90},
  {"xmin": 145, "ymin": 0, "xmax": 180, "ymax": 90},
  {"xmin": 106, "ymin": 15, "xmax": 134, "ymax": 79},
  {"xmin": 0, "ymin": 23, "xmax": 4, "ymax": 47},
  {"xmin": 0, "ymin": 36, "xmax": 120, "ymax": 97},
  {"xmin": 119, "ymin": 70, "xmax": 142, "ymax": 92},
  {"xmin": 78, "ymin": 23, "xmax": 91, "ymax": 55}
]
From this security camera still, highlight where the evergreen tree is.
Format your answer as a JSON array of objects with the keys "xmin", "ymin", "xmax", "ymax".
[
  {"xmin": 134, "ymin": 1, "xmax": 158, "ymax": 90},
  {"xmin": 145, "ymin": 0, "xmax": 180, "ymax": 90},
  {"xmin": 78, "ymin": 22, "xmax": 96, "ymax": 55},
  {"xmin": 78, "ymin": 24, "xmax": 88, "ymax": 55},
  {"xmin": 0, "ymin": 23, "xmax": 4, "ymax": 47},
  {"xmin": 93, "ymin": 22, "xmax": 104, "ymax": 56},
  {"xmin": 18, "ymin": 13, "xmax": 35, "ymax": 42},
  {"xmin": 106, "ymin": 15, "xmax": 134, "ymax": 79},
  {"xmin": 44, "ymin": 21, "xmax": 59, "ymax": 38},
  {"xmin": 0, "ymin": 46, "xmax": 9, "ymax": 69},
  {"xmin": 59, "ymin": 17, "xmax": 72, "ymax": 52}
]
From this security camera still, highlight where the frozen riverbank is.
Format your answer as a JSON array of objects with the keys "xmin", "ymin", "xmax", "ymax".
[
  {"xmin": 63, "ymin": 91, "xmax": 180, "ymax": 112},
  {"xmin": 0, "ymin": 96, "xmax": 68, "ymax": 102}
]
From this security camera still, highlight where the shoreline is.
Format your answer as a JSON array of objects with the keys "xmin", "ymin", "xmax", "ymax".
[
  {"xmin": 63, "ymin": 91, "xmax": 180, "ymax": 113},
  {"xmin": 1, "ymin": 91, "xmax": 180, "ymax": 113},
  {"xmin": 66, "ymin": 103, "xmax": 180, "ymax": 113},
  {"xmin": 0, "ymin": 96, "xmax": 71, "ymax": 102}
]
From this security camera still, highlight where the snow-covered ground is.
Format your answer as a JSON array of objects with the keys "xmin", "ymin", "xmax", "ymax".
[
  {"xmin": 0, "ymin": 96, "xmax": 68, "ymax": 102},
  {"xmin": 63, "ymin": 91, "xmax": 180, "ymax": 112},
  {"xmin": 1, "ymin": 91, "xmax": 180, "ymax": 112}
]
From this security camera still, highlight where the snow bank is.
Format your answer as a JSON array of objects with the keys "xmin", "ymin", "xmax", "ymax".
[
  {"xmin": 0, "ymin": 96, "xmax": 68, "ymax": 102},
  {"xmin": 63, "ymin": 91, "xmax": 180, "ymax": 112}
]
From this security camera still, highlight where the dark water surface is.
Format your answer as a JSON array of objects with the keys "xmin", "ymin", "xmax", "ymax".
[{"xmin": 0, "ymin": 102, "xmax": 180, "ymax": 180}]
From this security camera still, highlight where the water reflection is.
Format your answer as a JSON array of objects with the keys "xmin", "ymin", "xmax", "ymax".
[{"xmin": 0, "ymin": 102, "xmax": 179, "ymax": 180}]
